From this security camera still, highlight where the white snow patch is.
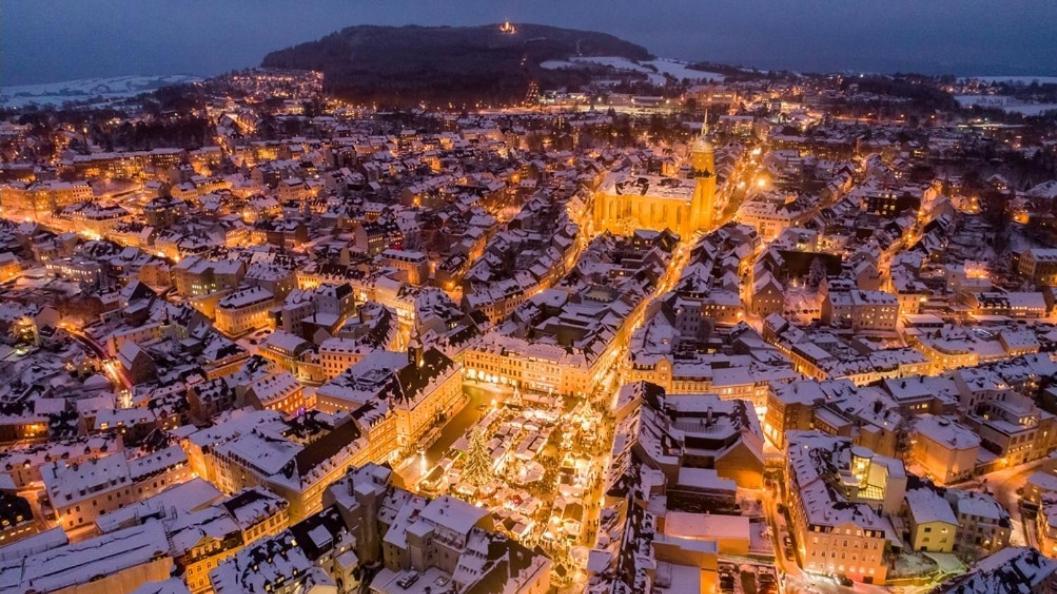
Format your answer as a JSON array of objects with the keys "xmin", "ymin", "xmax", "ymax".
[
  {"xmin": 2, "ymin": 75, "xmax": 203, "ymax": 109},
  {"xmin": 964, "ymin": 76, "xmax": 1057, "ymax": 86},
  {"xmin": 540, "ymin": 56, "xmax": 723, "ymax": 85},
  {"xmin": 645, "ymin": 58, "xmax": 724, "ymax": 83},
  {"xmin": 954, "ymin": 95, "xmax": 1057, "ymax": 116}
]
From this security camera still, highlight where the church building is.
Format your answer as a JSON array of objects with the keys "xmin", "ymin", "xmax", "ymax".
[{"xmin": 593, "ymin": 117, "xmax": 717, "ymax": 238}]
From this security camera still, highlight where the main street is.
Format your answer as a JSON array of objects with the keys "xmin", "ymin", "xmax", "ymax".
[{"xmin": 573, "ymin": 141, "xmax": 761, "ymax": 587}]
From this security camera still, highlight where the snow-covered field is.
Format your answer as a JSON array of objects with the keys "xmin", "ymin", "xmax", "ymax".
[
  {"xmin": 954, "ymin": 94, "xmax": 1057, "ymax": 116},
  {"xmin": 964, "ymin": 75, "xmax": 1057, "ymax": 86},
  {"xmin": 540, "ymin": 56, "xmax": 723, "ymax": 85},
  {"xmin": 1, "ymin": 75, "xmax": 202, "ymax": 109},
  {"xmin": 646, "ymin": 58, "xmax": 724, "ymax": 83}
]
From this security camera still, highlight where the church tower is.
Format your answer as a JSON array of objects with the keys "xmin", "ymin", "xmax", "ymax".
[{"xmin": 689, "ymin": 111, "xmax": 717, "ymax": 232}]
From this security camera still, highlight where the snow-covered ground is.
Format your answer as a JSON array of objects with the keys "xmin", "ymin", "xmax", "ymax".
[
  {"xmin": 540, "ymin": 56, "xmax": 723, "ymax": 85},
  {"xmin": 646, "ymin": 58, "xmax": 725, "ymax": 83},
  {"xmin": 1, "ymin": 75, "xmax": 202, "ymax": 109},
  {"xmin": 954, "ymin": 94, "xmax": 1057, "ymax": 116},
  {"xmin": 964, "ymin": 75, "xmax": 1057, "ymax": 86}
]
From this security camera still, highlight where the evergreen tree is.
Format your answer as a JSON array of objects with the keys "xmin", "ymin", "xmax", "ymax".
[
  {"xmin": 807, "ymin": 256, "xmax": 826, "ymax": 289},
  {"xmin": 462, "ymin": 427, "xmax": 492, "ymax": 487},
  {"xmin": 509, "ymin": 385, "xmax": 523, "ymax": 408}
]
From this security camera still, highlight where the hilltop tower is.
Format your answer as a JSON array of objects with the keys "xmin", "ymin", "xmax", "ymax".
[{"xmin": 689, "ymin": 111, "xmax": 717, "ymax": 231}]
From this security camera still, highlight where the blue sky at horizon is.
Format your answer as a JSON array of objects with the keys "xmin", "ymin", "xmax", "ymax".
[{"xmin": 3, "ymin": 0, "xmax": 1057, "ymax": 86}]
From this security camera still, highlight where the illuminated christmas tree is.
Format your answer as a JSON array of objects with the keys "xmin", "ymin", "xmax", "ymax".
[
  {"xmin": 524, "ymin": 80, "xmax": 540, "ymax": 106},
  {"xmin": 462, "ymin": 427, "xmax": 492, "ymax": 487}
]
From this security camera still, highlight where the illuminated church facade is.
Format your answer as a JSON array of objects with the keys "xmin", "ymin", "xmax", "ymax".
[{"xmin": 593, "ymin": 121, "xmax": 717, "ymax": 238}]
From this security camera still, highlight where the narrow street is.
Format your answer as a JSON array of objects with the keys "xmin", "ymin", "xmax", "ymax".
[{"xmin": 966, "ymin": 457, "xmax": 1055, "ymax": 548}]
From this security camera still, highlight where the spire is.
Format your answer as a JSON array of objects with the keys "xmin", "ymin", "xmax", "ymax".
[
  {"xmin": 692, "ymin": 109, "xmax": 713, "ymax": 157},
  {"xmin": 690, "ymin": 107, "xmax": 716, "ymax": 231}
]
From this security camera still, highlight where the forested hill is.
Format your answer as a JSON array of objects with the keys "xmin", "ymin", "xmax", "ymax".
[{"xmin": 261, "ymin": 23, "xmax": 652, "ymax": 106}]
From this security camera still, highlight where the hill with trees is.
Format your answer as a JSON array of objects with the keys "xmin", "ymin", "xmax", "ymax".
[{"xmin": 260, "ymin": 23, "xmax": 652, "ymax": 106}]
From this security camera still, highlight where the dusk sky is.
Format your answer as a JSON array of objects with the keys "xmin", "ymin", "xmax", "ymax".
[{"xmin": 4, "ymin": 0, "xmax": 1057, "ymax": 86}]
